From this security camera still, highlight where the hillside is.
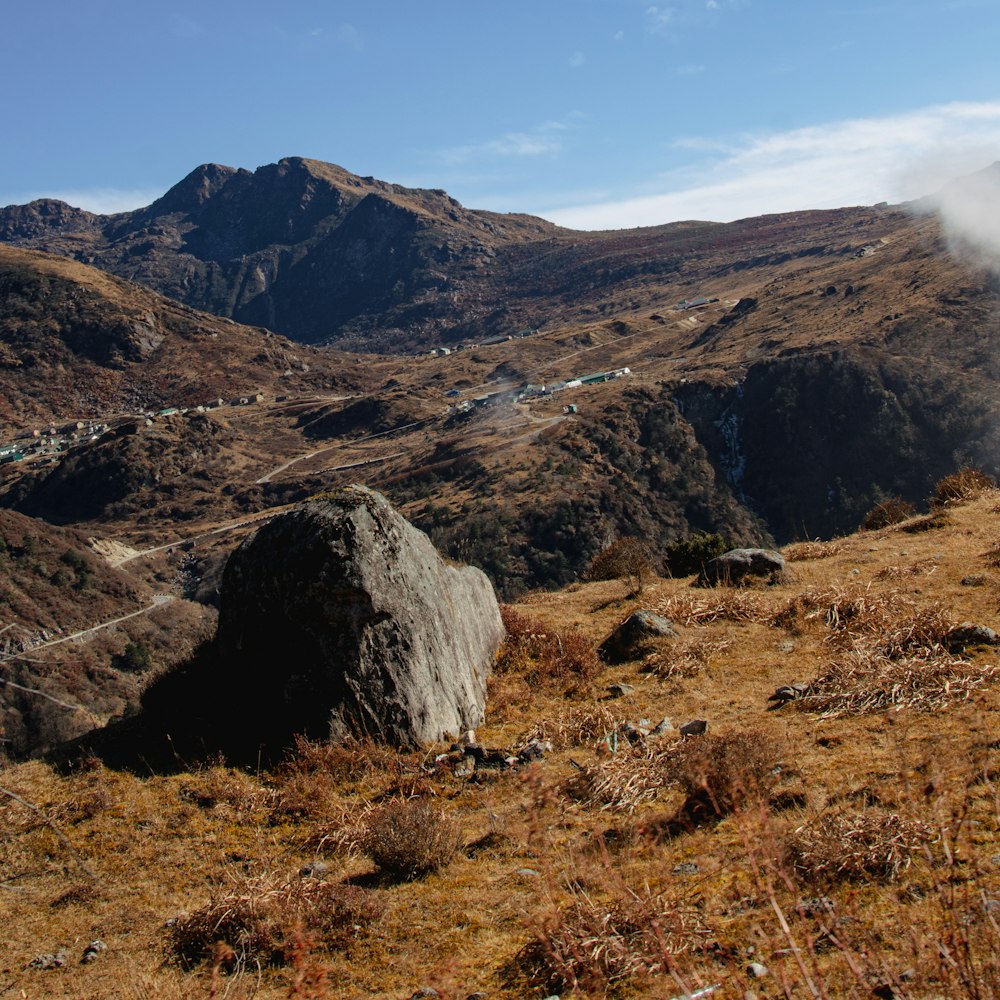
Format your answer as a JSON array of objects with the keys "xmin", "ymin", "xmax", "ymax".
[{"xmin": 2, "ymin": 482, "xmax": 999, "ymax": 998}]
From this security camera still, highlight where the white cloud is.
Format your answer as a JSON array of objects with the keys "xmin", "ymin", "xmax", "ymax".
[
  {"xmin": 613, "ymin": 30, "xmax": 625, "ymax": 41},
  {"xmin": 438, "ymin": 119, "xmax": 575, "ymax": 165},
  {"xmin": 3, "ymin": 188, "xmax": 162, "ymax": 214},
  {"xmin": 569, "ymin": 50, "xmax": 585, "ymax": 68},
  {"xmin": 542, "ymin": 101, "xmax": 1000, "ymax": 230},
  {"xmin": 645, "ymin": 5, "xmax": 676, "ymax": 32}
]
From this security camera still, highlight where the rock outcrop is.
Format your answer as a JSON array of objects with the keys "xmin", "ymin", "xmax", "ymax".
[
  {"xmin": 215, "ymin": 486, "xmax": 503, "ymax": 748},
  {"xmin": 697, "ymin": 548, "xmax": 785, "ymax": 586},
  {"xmin": 598, "ymin": 610, "xmax": 677, "ymax": 664}
]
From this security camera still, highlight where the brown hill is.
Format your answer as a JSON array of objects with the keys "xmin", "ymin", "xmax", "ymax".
[{"xmin": 3, "ymin": 484, "xmax": 999, "ymax": 998}]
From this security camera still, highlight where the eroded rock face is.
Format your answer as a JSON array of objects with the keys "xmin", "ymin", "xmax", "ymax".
[{"xmin": 215, "ymin": 486, "xmax": 503, "ymax": 748}]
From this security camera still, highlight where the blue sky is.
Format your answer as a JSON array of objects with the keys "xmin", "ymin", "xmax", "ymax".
[{"xmin": 3, "ymin": 0, "xmax": 1000, "ymax": 229}]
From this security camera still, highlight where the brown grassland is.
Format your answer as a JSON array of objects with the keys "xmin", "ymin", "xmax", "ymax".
[{"xmin": 2, "ymin": 487, "xmax": 1000, "ymax": 998}]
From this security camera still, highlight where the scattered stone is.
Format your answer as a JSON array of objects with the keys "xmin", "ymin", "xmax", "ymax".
[
  {"xmin": 80, "ymin": 940, "xmax": 107, "ymax": 964},
  {"xmin": 28, "ymin": 949, "xmax": 68, "ymax": 970},
  {"xmin": 991, "ymin": 854, "xmax": 1000, "ymax": 867},
  {"xmin": 599, "ymin": 610, "xmax": 677, "ymax": 664},
  {"xmin": 944, "ymin": 623, "xmax": 1000, "ymax": 652},
  {"xmin": 459, "ymin": 730, "xmax": 477, "ymax": 746},
  {"xmin": 517, "ymin": 739, "xmax": 552, "ymax": 762},
  {"xmin": 515, "ymin": 867, "xmax": 541, "ymax": 877},
  {"xmin": 298, "ymin": 861, "xmax": 330, "ymax": 878},
  {"xmin": 697, "ymin": 548, "xmax": 785, "ymax": 587},
  {"xmin": 409, "ymin": 990, "xmax": 441, "ymax": 999},
  {"xmin": 465, "ymin": 993, "xmax": 489, "ymax": 1000},
  {"xmin": 606, "ymin": 682, "xmax": 636, "ymax": 698},
  {"xmin": 961, "ymin": 575, "xmax": 988, "ymax": 587},
  {"xmin": 680, "ymin": 719, "xmax": 708, "ymax": 737},
  {"xmin": 618, "ymin": 721, "xmax": 650, "ymax": 742},
  {"xmin": 746, "ymin": 962, "xmax": 769, "ymax": 979},
  {"xmin": 651, "ymin": 717, "xmax": 675, "ymax": 736},
  {"xmin": 768, "ymin": 682, "xmax": 810, "ymax": 705},
  {"xmin": 453, "ymin": 756, "xmax": 475, "ymax": 778},
  {"xmin": 215, "ymin": 486, "xmax": 504, "ymax": 749},
  {"xmin": 672, "ymin": 861, "xmax": 700, "ymax": 875}
]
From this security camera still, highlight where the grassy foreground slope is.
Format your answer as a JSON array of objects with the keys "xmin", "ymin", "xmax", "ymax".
[{"xmin": 2, "ymin": 485, "xmax": 999, "ymax": 998}]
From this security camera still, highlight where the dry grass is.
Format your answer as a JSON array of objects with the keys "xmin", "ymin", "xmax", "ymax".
[
  {"xmin": 788, "ymin": 809, "xmax": 934, "ymax": 884},
  {"xmin": 564, "ymin": 743, "xmax": 678, "ymax": 813},
  {"xmin": 516, "ymin": 885, "xmax": 710, "ymax": 995},
  {"xmin": 860, "ymin": 496, "xmax": 917, "ymax": 531},
  {"xmin": 654, "ymin": 589, "xmax": 772, "ymax": 626},
  {"xmin": 798, "ymin": 647, "xmax": 995, "ymax": 717},
  {"xmin": 170, "ymin": 872, "xmax": 386, "ymax": 969},
  {"xmin": 641, "ymin": 636, "xmax": 732, "ymax": 679},
  {"xmin": 783, "ymin": 538, "xmax": 846, "ymax": 561},
  {"xmin": 496, "ymin": 604, "xmax": 601, "ymax": 689},
  {"xmin": 932, "ymin": 467, "xmax": 997, "ymax": 508}
]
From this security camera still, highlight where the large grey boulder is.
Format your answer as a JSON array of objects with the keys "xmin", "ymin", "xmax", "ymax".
[
  {"xmin": 215, "ymin": 486, "xmax": 503, "ymax": 748},
  {"xmin": 697, "ymin": 547, "xmax": 785, "ymax": 586},
  {"xmin": 599, "ymin": 610, "xmax": 677, "ymax": 664}
]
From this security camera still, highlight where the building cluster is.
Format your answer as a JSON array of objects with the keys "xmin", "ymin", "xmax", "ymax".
[
  {"xmin": 426, "ymin": 328, "xmax": 539, "ymax": 357},
  {"xmin": 448, "ymin": 367, "xmax": 631, "ymax": 415}
]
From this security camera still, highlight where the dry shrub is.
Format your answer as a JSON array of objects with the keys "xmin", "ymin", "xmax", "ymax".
[
  {"xmin": 663, "ymin": 730, "xmax": 781, "ymax": 817},
  {"xmin": 280, "ymin": 735, "xmax": 406, "ymax": 786},
  {"xmin": 498, "ymin": 605, "xmax": 601, "ymax": 689},
  {"xmin": 783, "ymin": 539, "xmax": 845, "ymax": 562},
  {"xmin": 565, "ymin": 743, "xmax": 676, "ymax": 813},
  {"xmin": 654, "ymin": 590, "xmax": 771, "ymax": 626},
  {"xmin": 170, "ymin": 873, "xmax": 385, "ymax": 968},
  {"xmin": 931, "ymin": 467, "xmax": 997, "ymax": 508},
  {"xmin": 362, "ymin": 798, "xmax": 462, "ymax": 878},
  {"xmin": 789, "ymin": 810, "xmax": 933, "ymax": 884},
  {"xmin": 518, "ymin": 886, "xmax": 709, "ymax": 994},
  {"xmin": 178, "ymin": 765, "xmax": 273, "ymax": 816},
  {"xmin": 860, "ymin": 497, "xmax": 917, "ymax": 531},
  {"xmin": 521, "ymin": 704, "xmax": 622, "ymax": 750},
  {"xmin": 798, "ymin": 648, "xmax": 996, "ymax": 717},
  {"xmin": 584, "ymin": 537, "xmax": 654, "ymax": 592},
  {"xmin": 873, "ymin": 558, "xmax": 939, "ymax": 580},
  {"xmin": 641, "ymin": 636, "xmax": 732, "ymax": 680}
]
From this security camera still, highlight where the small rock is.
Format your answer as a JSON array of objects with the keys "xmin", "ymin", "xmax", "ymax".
[
  {"xmin": 454, "ymin": 756, "xmax": 476, "ymax": 778},
  {"xmin": 680, "ymin": 719, "xmax": 708, "ymax": 737},
  {"xmin": 599, "ymin": 610, "xmax": 677, "ymax": 664},
  {"xmin": 465, "ymin": 993, "xmax": 489, "ymax": 1000},
  {"xmin": 299, "ymin": 861, "xmax": 330, "ymax": 878},
  {"xmin": 961, "ymin": 575, "xmax": 988, "ymax": 587},
  {"xmin": 459, "ymin": 730, "xmax": 477, "ymax": 746},
  {"xmin": 944, "ymin": 623, "xmax": 1000, "ymax": 652},
  {"xmin": 29, "ymin": 949, "xmax": 68, "ymax": 970},
  {"xmin": 672, "ymin": 861, "xmax": 700, "ymax": 875},
  {"xmin": 518, "ymin": 739, "xmax": 552, "ymax": 762},
  {"xmin": 618, "ymin": 722, "xmax": 650, "ymax": 742},
  {"xmin": 768, "ymin": 682, "xmax": 809, "ymax": 704},
  {"xmin": 651, "ymin": 717, "xmax": 674, "ymax": 735},
  {"xmin": 515, "ymin": 868, "xmax": 541, "ymax": 877},
  {"xmin": 81, "ymin": 940, "xmax": 107, "ymax": 964},
  {"xmin": 409, "ymin": 990, "xmax": 441, "ymax": 999},
  {"xmin": 606, "ymin": 682, "xmax": 636, "ymax": 698},
  {"xmin": 746, "ymin": 962, "xmax": 769, "ymax": 979}
]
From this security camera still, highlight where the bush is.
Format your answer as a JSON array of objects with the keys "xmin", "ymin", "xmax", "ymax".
[
  {"xmin": 517, "ymin": 886, "xmax": 707, "ymax": 994},
  {"xmin": 115, "ymin": 640, "xmax": 152, "ymax": 673},
  {"xmin": 584, "ymin": 537, "xmax": 653, "ymax": 593},
  {"xmin": 170, "ymin": 874, "xmax": 385, "ymax": 968},
  {"xmin": 664, "ymin": 730, "xmax": 781, "ymax": 817},
  {"xmin": 663, "ymin": 532, "xmax": 727, "ymax": 577},
  {"xmin": 362, "ymin": 798, "xmax": 462, "ymax": 878},
  {"xmin": 931, "ymin": 467, "xmax": 996, "ymax": 508},
  {"xmin": 789, "ymin": 810, "xmax": 932, "ymax": 884},
  {"xmin": 497, "ymin": 605, "xmax": 601, "ymax": 688},
  {"xmin": 860, "ymin": 497, "xmax": 916, "ymax": 531}
]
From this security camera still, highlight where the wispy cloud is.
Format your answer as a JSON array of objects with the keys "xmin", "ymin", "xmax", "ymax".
[
  {"xmin": 542, "ymin": 101, "xmax": 1000, "ymax": 230},
  {"xmin": 438, "ymin": 119, "xmax": 577, "ymax": 165},
  {"xmin": 645, "ymin": 5, "xmax": 676, "ymax": 32},
  {"xmin": 569, "ymin": 50, "xmax": 585, "ymax": 68},
  {"xmin": 2, "ymin": 188, "xmax": 162, "ymax": 214}
]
